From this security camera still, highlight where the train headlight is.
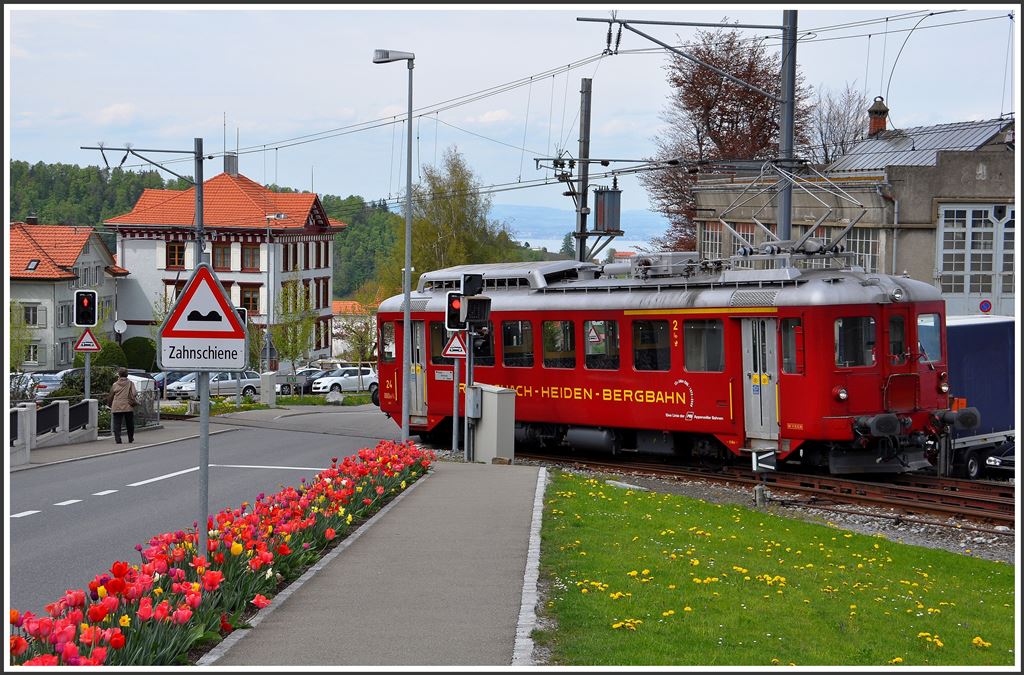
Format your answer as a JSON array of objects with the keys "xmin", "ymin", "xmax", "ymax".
[
  {"xmin": 889, "ymin": 287, "xmax": 905, "ymax": 302},
  {"xmin": 832, "ymin": 386, "xmax": 849, "ymax": 401},
  {"xmin": 939, "ymin": 381, "xmax": 950, "ymax": 393}
]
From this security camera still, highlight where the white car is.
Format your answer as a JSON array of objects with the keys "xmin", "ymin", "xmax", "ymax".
[{"xmin": 311, "ymin": 367, "xmax": 378, "ymax": 395}]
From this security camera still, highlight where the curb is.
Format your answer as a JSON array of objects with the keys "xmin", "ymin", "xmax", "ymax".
[
  {"xmin": 197, "ymin": 468, "xmax": 435, "ymax": 666},
  {"xmin": 9, "ymin": 428, "xmax": 237, "ymax": 473},
  {"xmin": 512, "ymin": 466, "xmax": 547, "ymax": 666}
]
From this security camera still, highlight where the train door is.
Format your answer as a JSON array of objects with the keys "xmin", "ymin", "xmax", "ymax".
[
  {"xmin": 410, "ymin": 321, "xmax": 428, "ymax": 417},
  {"xmin": 741, "ymin": 317, "xmax": 780, "ymax": 441}
]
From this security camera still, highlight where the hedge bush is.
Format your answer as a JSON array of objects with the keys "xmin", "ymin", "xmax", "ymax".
[{"xmin": 121, "ymin": 337, "xmax": 156, "ymax": 371}]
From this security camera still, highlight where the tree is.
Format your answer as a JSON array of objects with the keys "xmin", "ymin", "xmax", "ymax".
[
  {"xmin": 333, "ymin": 305, "xmax": 377, "ymax": 391},
  {"xmin": 370, "ymin": 146, "xmax": 542, "ymax": 298},
  {"xmin": 639, "ymin": 24, "xmax": 813, "ymax": 251},
  {"xmin": 9, "ymin": 301, "xmax": 32, "ymax": 372},
  {"xmin": 603, "ymin": 248, "xmax": 618, "ymax": 264},
  {"xmin": 269, "ymin": 277, "xmax": 318, "ymax": 397},
  {"xmin": 559, "ymin": 232, "xmax": 575, "ymax": 258},
  {"xmin": 121, "ymin": 336, "xmax": 156, "ymax": 371},
  {"xmin": 806, "ymin": 82, "xmax": 869, "ymax": 165}
]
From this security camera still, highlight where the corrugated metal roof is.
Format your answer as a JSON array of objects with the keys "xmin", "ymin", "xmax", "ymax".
[{"xmin": 827, "ymin": 118, "xmax": 1010, "ymax": 173}]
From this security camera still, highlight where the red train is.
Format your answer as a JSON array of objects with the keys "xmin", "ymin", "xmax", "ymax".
[{"xmin": 375, "ymin": 251, "xmax": 979, "ymax": 474}]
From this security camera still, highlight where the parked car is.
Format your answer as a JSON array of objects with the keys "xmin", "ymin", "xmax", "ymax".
[
  {"xmin": 277, "ymin": 368, "xmax": 328, "ymax": 395},
  {"xmin": 984, "ymin": 442, "xmax": 1015, "ymax": 476},
  {"xmin": 9, "ymin": 372, "xmax": 41, "ymax": 401},
  {"xmin": 151, "ymin": 371, "xmax": 188, "ymax": 396},
  {"xmin": 311, "ymin": 367, "xmax": 378, "ymax": 395},
  {"xmin": 166, "ymin": 371, "xmax": 262, "ymax": 400},
  {"xmin": 32, "ymin": 373, "xmax": 66, "ymax": 400}
]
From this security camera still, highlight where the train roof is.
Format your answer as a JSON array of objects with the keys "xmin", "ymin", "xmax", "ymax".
[
  {"xmin": 946, "ymin": 314, "xmax": 1016, "ymax": 326},
  {"xmin": 380, "ymin": 253, "xmax": 943, "ymax": 314}
]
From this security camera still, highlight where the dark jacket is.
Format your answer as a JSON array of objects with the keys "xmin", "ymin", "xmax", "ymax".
[{"xmin": 109, "ymin": 377, "xmax": 138, "ymax": 413}]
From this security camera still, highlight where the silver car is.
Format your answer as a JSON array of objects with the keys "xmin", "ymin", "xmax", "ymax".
[{"xmin": 167, "ymin": 371, "xmax": 262, "ymax": 400}]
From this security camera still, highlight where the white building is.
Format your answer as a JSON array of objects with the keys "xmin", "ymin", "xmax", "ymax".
[
  {"xmin": 9, "ymin": 218, "xmax": 129, "ymax": 371},
  {"xmin": 105, "ymin": 156, "xmax": 346, "ymax": 368}
]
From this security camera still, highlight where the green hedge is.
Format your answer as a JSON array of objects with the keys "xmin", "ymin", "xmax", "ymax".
[{"xmin": 121, "ymin": 336, "xmax": 156, "ymax": 371}]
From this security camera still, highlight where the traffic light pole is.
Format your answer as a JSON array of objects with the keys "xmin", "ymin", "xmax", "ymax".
[{"xmin": 84, "ymin": 352, "xmax": 91, "ymax": 401}]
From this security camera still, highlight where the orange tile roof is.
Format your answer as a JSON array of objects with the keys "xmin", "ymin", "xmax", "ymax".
[
  {"xmin": 332, "ymin": 300, "xmax": 367, "ymax": 315},
  {"xmin": 9, "ymin": 222, "xmax": 93, "ymax": 280},
  {"xmin": 105, "ymin": 172, "xmax": 348, "ymax": 232}
]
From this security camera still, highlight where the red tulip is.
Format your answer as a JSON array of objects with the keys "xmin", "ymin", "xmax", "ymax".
[
  {"xmin": 91, "ymin": 646, "xmax": 108, "ymax": 664},
  {"xmin": 23, "ymin": 654, "xmax": 59, "ymax": 666},
  {"xmin": 172, "ymin": 606, "xmax": 192, "ymax": 625},
  {"xmin": 10, "ymin": 635, "xmax": 28, "ymax": 657},
  {"xmin": 109, "ymin": 632, "xmax": 125, "ymax": 650},
  {"xmin": 202, "ymin": 570, "xmax": 224, "ymax": 592},
  {"xmin": 87, "ymin": 603, "xmax": 108, "ymax": 623},
  {"xmin": 251, "ymin": 594, "xmax": 270, "ymax": 609},
  {"xmin": 110, "ymin": 561, "xmax": 130, "ymax": 578}
]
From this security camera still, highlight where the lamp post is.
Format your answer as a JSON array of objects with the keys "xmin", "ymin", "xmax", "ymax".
[
  {"xmin": 373, "ymin": 48, "xmax": 415, "ymax": 442},
  {"xmin": 265, "ymin": 213, "xmax": 287, "ymax": 372}
]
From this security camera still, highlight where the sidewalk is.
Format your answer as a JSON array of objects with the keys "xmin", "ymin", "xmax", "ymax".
[
  {"xmin": 10, "ymin": 419, "xmax": 235, "ymax": 472},
  {"xmin": 203, "ymin": 461, "xmax": 547, "ymax": 667}
]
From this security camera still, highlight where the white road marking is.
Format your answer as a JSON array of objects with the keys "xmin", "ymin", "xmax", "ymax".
[
  {"xmin": 53, "ymin": 499, "xmax": 82, "ymax": 506},
  {"xmin": 211, "ymin": 464, "xmax": 327, "ymax": 472},
  {"xmin": 92, "ymin": 490, "xmax": 119, "ymax": 496},
  {"xmin": 127, "ymin": 466, "xmax": 199, "ymax": 487},
  {"xmin": 11, "ymin": 511, "xmax": 41, "ymax": 518}
]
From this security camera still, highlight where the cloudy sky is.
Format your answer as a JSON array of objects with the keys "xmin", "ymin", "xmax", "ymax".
[{"xmin": 6, "ymin": 4, "xmax": 1019, "ymax": 219}]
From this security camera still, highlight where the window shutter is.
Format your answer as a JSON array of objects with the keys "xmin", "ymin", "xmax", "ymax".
[
  {"xmin": 184, "ymin": 245, "xmax": 194, "ymax": 270},
  {"xmin": 156, "ymin": 240, "xmax": 166, "ymax": 270},
  {"xmin": 260, "ymin": 244, "xmax": 268, "ymax": 273},
  {"xmin": 231, "ymin": 284, "xmax": 241, "ymax": 308},
  {"xmin": 259, "ymin": 286, "xmax": 267, "ymax": 316},
  {"xmin": 231, "ymin": 242, "xmax": 241, "ymax": 271}
]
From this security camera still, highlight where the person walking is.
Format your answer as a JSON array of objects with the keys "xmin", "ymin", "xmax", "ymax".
[{"xmin": 109, "ymin": 367, "xmax": 138, "ymax": 444}]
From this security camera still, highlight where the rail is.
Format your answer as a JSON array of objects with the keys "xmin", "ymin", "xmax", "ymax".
[
  {"xmin": 36, "ymin": 402, "xmax": 61, "ymax": 436},
  {"xmin": 68, "ymin": 400, "xmax": 90, "ymax": 432}
]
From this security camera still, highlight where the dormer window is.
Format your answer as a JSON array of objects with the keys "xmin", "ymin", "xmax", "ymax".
[{"xmin": 26, "ymin": 260, "xmax": 39, "ymax": 271}]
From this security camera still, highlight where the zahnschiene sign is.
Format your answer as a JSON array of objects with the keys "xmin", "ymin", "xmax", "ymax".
[{"xmin": 158, "ymin": 263, "xmax": 248, "ymax": 371}]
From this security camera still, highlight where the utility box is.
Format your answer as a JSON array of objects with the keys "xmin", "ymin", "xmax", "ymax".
[
  {"xmin": 465, "ymin": 385, "xmax": 482, "ymax": 419},
  {"xmin": 260, "ymin": 372, "xmax": 277, "ymax": 406},
  {"xmin": 472, "ymin": 383, "xmax": 516, "ymax": 464}
]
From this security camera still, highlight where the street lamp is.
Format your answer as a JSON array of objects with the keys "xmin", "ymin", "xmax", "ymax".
[
  {"xmin": 373, "ymin": 48, "xmax": 415, "ymax": 442},
  {"xmin": 265, "ymin": 212, "xmax": 287, "ymax": 372}
]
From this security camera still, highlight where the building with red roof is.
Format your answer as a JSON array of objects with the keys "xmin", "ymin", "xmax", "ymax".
[
  {"xmin": 104, "ymin": 154, "xmax": 347, "ymax": 367},
  {"xmin": 9, "ymin": 217, "xmax": 129, "ymax": 371}
]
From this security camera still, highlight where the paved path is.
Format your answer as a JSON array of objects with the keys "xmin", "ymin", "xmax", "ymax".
[{"xmin": 207, "ymin": 462, "xmax": 544, "ymax": 667}]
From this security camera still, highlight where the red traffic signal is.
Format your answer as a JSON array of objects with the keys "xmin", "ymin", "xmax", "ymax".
[
  {"xmin": 74, "ymin": 290, "xmax": 98, "ymax": 327},
  {"xmin": 445, "ymin": 292, "xmax": 466, "ymax": 331}
]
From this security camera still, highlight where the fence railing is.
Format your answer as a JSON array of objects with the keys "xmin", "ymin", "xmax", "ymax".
[
  {"xmin": 69, "ymin": 400, "xmax": 90, "ymax": 432},
  {"xmin": 36, "ymin": 402, "xmax": 61, "ymax": 436},
  {"xmin": 10, "ymin": 409, "xmax": 18, "ymax": 446}
]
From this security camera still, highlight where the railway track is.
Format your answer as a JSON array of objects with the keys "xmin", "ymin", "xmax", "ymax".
[{"xmin": 516, "ymin": 452, "xmax": 1016, "ymax": 531}]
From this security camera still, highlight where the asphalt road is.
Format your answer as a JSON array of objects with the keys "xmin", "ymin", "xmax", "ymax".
[{"xmin": 9, "ymin": 407, "xmax": 402, "ymax": 615}]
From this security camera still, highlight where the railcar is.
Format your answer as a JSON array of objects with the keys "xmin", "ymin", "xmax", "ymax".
[{"xmin": 375, "ymin": 250, "xmax": 979, "ymax": 474}]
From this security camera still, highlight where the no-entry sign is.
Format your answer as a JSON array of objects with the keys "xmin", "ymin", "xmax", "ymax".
[{"xmin": 158, "ymin": 263, "xmax": 248, "ymax": 371}]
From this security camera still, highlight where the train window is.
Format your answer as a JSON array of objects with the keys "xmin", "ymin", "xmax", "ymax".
[
  {"xmin": 834, "ymin": 317, "xmax": 876, "ymax": 367},
  {"xmin": 584, "ymin": 320, "xmax": 620, "ymax": 370},
  {"xmin": 429, "ymin": 322, "xmax": 454, "ymax": 366},
  {"xmin": 502, "ymin": 320, "xmax": 534, "ymax": 367},
  {"xmin": 380, "ymin": 322, "xmax": 396, "ymax": 363},
  {"xmin": 889, "ymin": 316, "xmax": 908, "ymax": 365},
  {"xmin": 472, "ymin": 321, "xmax": 495, "ymax": 366},
  {"xmin": 916, "ymin": 314, "xmax": 942, "ymax": 363},
  {"xmin": 781, "ymin": 318, "xmax": 803, "ymax": 374},
  {"xmin": 632, "ymin": 320, "xmax": 671, "ymax": 371},
  {"xmin": 684, "ymin": 319, "xmax": 725, "ymax": 372},
  {"xmin": 542, "ymin": 320, "xmax": 576, "ymax": 369}
]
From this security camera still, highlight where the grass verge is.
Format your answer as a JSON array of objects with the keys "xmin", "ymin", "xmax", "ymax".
[{"xmin": 534, "ymin": 471, "xmax": 1015, "ymax": 666}]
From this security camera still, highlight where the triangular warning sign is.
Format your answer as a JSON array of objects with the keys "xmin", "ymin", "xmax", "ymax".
[
  {"xmin": 587, "ymin": 325, "xmax": 601, "ymax": 343},
  {"xmin": 74, "ymin": 328, "xmax": 102, "ymax": 352},
  {"xmin": 161, "ymin": 263, "xmax": 245, "ymax": 339},
  {"xmin": 442, "ymin": 332, "xmax": 468, "ymax": 358}
]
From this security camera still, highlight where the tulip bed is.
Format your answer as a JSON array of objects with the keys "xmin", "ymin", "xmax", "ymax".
[{"xmin": 9, "ymin": 440, "xmax": 435, "ymax": 666}]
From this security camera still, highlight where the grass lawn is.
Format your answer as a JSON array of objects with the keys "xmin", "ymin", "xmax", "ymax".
[{"xmin": 534, "ymin": 471, "xmax": 1016, "ymax": 667}]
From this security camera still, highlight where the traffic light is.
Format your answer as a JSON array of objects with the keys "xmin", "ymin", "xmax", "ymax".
[
  {"xmin": 463, "ymin": 296, "xmax": 492, "ymax": 327},
  {"xmin": 445, "ymin": 292, "xmax": 466, "ymax": 331},
  {"xmin": 236, "ymin": 307, "xmax": 248, "ymax": 326},
  {"xmin": 74, "ymin": 289, "xmax": 98, "ymax": 327},
  {"xmin": 462, "ymin": 273, "xmax": 484, "ymax": 296}
]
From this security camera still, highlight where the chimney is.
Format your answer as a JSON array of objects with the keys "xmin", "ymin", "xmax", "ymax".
[
  {"xmin": 224, "ymin": 151, "xmax": 239, "ymax": 177},
  {"xmin": 26, "ymin": 212, "xmax": 38, "ymax": 225},
  {"xmin": 868, "ymin": 96, "xmax": 889, "ymax": 137}
]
